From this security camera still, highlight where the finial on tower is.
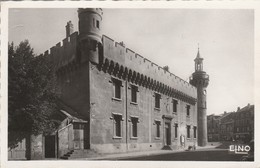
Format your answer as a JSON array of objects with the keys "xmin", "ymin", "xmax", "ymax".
[{"xmin": 197, "ymin": 43, "xmax": 201, "ymax": 58}]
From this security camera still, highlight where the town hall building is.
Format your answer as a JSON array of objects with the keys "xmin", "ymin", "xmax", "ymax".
[{"xmin": 8, "ymin": 8, "xmax": 209, "ymax": 160}]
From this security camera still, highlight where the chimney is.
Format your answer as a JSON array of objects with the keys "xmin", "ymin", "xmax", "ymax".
[
  {"xmin": 224, "ymin": 111, "xmax": 226, "ymax": 114},
  {"xmin": 66, "ymin": 21, "xmax": 74, "ymax": 38},
  {"xmin": 237, "ymin": 107, "xmax": 240, "ymax": 111}
]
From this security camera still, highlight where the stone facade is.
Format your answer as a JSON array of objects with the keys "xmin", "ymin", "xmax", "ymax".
[
  {"xmin": 234, "ymin": 104, "xmax": 254, "ymax": 142},
  {"xmin": 44, "ymin": 8, "xmax": 200, "ymax": 156},
  {"xmin": 8, "ymin": 135, "xmax": 44, "ymax": 160},
  {"xmin": 219, "ymin": 112, "xmax": 235, "ymax": 141},
  {"xmin": 207, "ymin": 104, "xmax": 254, "ymax": 143},
  {"xmin": 207, "ymin": 114, "xmax": 221, "ymax": 142},
  {"xmin": 10, "ymin": 8, "xmax": 211, "ymax": 159}
]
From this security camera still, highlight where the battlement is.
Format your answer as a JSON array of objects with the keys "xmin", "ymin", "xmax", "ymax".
[
  {"xmin": 44, "ymin": 31, "xmax": 79, "ymax": 69},
  {"xmin": 78, "ymin": 8, "xmax": 103, "ymax": 18},
  {"xmin": 42, "ymin": 30, "xmax": 196, "ymax": 98},
  {"xmin": 102, "ymin": 35, "xmax": 197, "ymax": 98}
]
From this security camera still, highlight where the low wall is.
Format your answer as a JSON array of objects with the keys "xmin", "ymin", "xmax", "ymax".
[
  {"xmin": 8, "ymin": 138, "xmax": 26, "ymax": 160},
  {"xmin": 30, "ymin": 134, "xmax": 44, "ymax": 160}
]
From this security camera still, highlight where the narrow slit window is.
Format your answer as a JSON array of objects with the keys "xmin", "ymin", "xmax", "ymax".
[
  {"xmin": 114, "ymin": 114, "xmax": 122, "ymax": 137},
  {"xmin": 186, "ymin": 105, "xmax": 190, "ymax": 116},
  {"xmin": 131, "ymin": 85, "xmax": 138, "ymax": 103},
  {"xmin": 174, "ymin": 123, "xmax": 178, "ymax": 138},
  {"xmin": 96, "ymin": 20, "xmax": 100, "ymax": 29},
  {"xmin": 131, "ymin": 117, "xmax": 138, "ymax": 138},
  {"xmin": 155, "ymin": 93, "xmax": 161, "ymax": 109},
  {"xmin": 173, "ymin": 99, "xmax": 178, "ymax": 113},
  {"xmin": 187, "ymin": 125, "xmax": 191, "ymax": 138},
  {"xmin": 155, "ymin": 121, "xmax": 161, "ymax": 138},
  {"xmin": 113, "ymin": 78, "xmax": 122, "ymax": 99},
  {"xmin": 194, "ymin": 126, "xmax": 197, "ymax": 138}
]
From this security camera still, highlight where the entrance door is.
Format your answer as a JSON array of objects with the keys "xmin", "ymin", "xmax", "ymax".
[
  {"xmin": 45, "ymin": 135, "xmax": 56, "ymax": 158},
  {"xmin": 165, "ymin": 123, "xmax": 171, "ymax": 145},
  {"xmin": 73, "ymin": 123, "xmax": 85, "ymax": 149}
]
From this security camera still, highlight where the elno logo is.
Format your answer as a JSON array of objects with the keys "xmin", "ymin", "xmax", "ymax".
[{"xmin": 229, "ymin": 145, "xmax": 251, "ymax": 154}]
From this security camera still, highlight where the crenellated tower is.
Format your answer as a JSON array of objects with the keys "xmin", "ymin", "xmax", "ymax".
[
  {"xmin": 190, "ymin": 47, "xmax": 209, "ymax": 147},
  {"xmin": 78, "ymin": 8, "xmax": 103, "ymax": 64}
]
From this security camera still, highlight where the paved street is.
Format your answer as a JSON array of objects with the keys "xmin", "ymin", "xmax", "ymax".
[{"xmin": 117, "ymin": 149, "xmax": 248, "ymax": 161}]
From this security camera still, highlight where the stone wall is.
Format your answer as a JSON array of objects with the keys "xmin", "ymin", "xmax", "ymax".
[
  {"xmin": 89, "ymin": 61, "xmax": 197, "ymax": 153},
  {"xmin": 8, "ymin": 138, "xmax": 26, "ymax": 160},
  {"xmin": 30, "ymin": 134, "xmax": 44, "ymax": 160},
  {"xmin": 57, "ymin": 63, "xmax": 90, "ymax": 121},
  {"xmin": 102, "ymin": 35, "xmax": 197, "ymax": 99},
  {"xmin": 44, "ymin": 32, "xmax": 78, "ymax": 69}
]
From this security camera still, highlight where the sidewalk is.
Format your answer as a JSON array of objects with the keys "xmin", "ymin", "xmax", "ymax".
[{"xmin": 79, "ymin": 145, "xmax": 221, "ymax": 160}]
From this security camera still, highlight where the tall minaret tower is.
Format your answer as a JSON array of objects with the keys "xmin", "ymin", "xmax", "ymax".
[{"xmin": 190, "ymin": 47, "xmax": 209, "ymax": 147}]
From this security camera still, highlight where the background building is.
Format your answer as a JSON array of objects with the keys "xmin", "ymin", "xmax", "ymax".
[
  {"xmin": 219, "ymin": 112, "xmax": 235, "ymax": 141},
  {"xmin": 207, "ymin": 104, "xmax": 254, "ymax": 143},
  {"xmin": 207, "ymin": 114, "xmax": 221, "ymax": 142},
  {"xmin": 234, "ymin": 104, "xmax": 254, "ymax": 142}
]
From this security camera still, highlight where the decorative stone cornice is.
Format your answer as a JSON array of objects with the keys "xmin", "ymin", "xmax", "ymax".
[{"xmin": 100, "ymin": 58, "xmax": 197, "ymax": 105}]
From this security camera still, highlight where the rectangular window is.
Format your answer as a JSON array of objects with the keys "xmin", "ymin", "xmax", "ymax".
[
  {"xmin": 131, "ymin": 117, "xmax": 138, "ymax": 138},
  {"xmin": 174, "ymin": 123, "xmax": 178, "ymax": 138},
  {"xmin": 187, "ymin": 125, "xmax": 191, "ymax": 138},
  {"xmin": 172, "ymin": 99, "xmax": 178, "ymax": 113},
  {"xmin": 186, "ymin": 105, "xmax": 190, "ymax": 116},
  {"xmin": 96, "ymin": 20, "xmax": 100, "ymax": 29},
  {"xmin": 131, "ymin": 85, "xmax": 138, "ymax": 103},
  {"xmin": 155, "ymin": 93, "xmax": 161, "ymax": 109},
  {"xmin": 113, "ymin": 78, "xmax": 122, "ymax": 99},
  {"xmin": 114, "ymin": 114, "xmax": 122, "ymax": 137},
  {"xmin": 155, "ymin": 121, "xmax": 161, "ymax": 138},
  {"xmin": 194, "ymin": 126, "xmax": 197, "ymax": 138}
]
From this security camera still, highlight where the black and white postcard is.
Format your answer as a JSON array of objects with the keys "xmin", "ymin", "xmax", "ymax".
[{"xmin": 1, "ymin": 1, "xmax": 259, "ymax": 168}]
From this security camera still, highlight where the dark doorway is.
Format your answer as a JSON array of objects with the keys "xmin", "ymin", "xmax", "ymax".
[
  {"xmin": 165, "ymin": 123, "xmax": 171, "ymax": 145},
  {"xmin": 45, "ymin": 135, "xmax": 56, "ymax": 158}
]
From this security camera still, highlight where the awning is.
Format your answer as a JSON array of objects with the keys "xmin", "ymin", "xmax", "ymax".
[{"xmin": 60, "ymin": 109, "xmax": 88, "ymax": 124}]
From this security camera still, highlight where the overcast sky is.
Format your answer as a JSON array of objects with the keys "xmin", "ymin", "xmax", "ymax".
[{"xmin": 8, "ymin": 8, "xmax": 254, "ymax": 115}]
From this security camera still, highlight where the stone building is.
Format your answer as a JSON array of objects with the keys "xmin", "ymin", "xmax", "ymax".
[
  {"xmin": 207, "ymin": 104, "xmax": 254, "ymax": 143},
  {"xmin": 9, "ymin": 8, "xmax": 210, "ymax": 160},
  {"xmin": 219, "ymin": 112, "xmax": 235, "ymax": 141},
  {"xmin": 207, "ymin": 114, "xmax": 221, "ymax": 142},
  {"xmin": 234, "ymin": 104, "xmax": 254, "ymax": 142}
]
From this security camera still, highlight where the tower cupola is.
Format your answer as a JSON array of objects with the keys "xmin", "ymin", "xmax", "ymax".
[{"xmin": 194, "ymin": 48, "xmax": 204, "ymax": 72}]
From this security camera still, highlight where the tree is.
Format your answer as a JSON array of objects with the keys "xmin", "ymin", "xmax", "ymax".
[{"xmin": 8, "ymin": 40, "xmax": 60, "ymax": 148}]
